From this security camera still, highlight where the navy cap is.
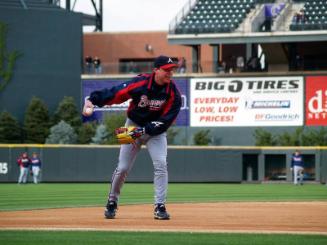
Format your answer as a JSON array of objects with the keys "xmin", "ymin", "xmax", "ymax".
[{"xmin": 154, "ymin": 55, "xmax": 178, "ymax": 70}]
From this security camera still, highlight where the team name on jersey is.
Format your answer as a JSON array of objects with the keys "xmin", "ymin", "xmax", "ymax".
[{"xmin": 138, "ymin": 95, "xmax": 166, "ymax": 111}]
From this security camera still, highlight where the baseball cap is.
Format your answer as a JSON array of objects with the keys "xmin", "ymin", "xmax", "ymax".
[{"xmin": 154, "ymin": 55, "xmax": 178, "ymax": 70}]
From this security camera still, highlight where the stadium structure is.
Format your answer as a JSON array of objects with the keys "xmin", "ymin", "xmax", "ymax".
[
  {"xmin": 0, "ymin": 0, "xmax": 326, "ymax": 184},
  {"xmin": 168, "ymin": 0, "xmax": 327, "ymax": 72}
]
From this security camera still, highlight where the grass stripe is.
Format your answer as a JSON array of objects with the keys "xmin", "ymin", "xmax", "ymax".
[
  {"xmin": 0, "ymin": 230, "xmax": 326, "ymax": 245},
  {"xmin": 0, "ymin": 183, "xmax": 326, "ymax": 211}
]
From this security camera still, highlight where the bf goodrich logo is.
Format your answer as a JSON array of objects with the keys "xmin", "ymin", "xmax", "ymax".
[{"xmin": 308, "ymin": 90, "xmax": 327, "ymax": 113}]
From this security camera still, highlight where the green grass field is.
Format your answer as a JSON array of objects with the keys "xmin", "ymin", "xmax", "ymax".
[
  {"xmin": 0, "ymin": 183, "xmax": 327, "ymax": 245},
  {"xmin": 0, "ymin": 230, "xmax": 327, "ymax": 245},
  {"xmin": 0, "ymin": 183, "xmax": 327, "ymax": 211}
]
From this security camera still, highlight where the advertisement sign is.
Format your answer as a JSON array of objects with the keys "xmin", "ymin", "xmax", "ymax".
[
  {"xmin": 190, "ymin": 77, "xmax": 304, "ymax": 127},
  {"xmin": 82, "ymin": 78, "xmax": 190, "ymax": 126},
  {"xmin": 306, "ymin": 76, "xmax": 327, "ymax": 126}
]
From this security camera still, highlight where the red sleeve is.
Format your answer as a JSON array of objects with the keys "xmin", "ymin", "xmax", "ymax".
[{"xmin": 89, "ymin": 75, "xmax": 148, "ymax": 107}]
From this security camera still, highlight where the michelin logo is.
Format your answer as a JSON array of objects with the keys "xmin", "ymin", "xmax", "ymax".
[{"xmin": 246, "ymin": 100, "xmax": 290, "ymax": 109}]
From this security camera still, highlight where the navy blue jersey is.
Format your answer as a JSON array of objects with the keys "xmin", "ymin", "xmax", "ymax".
[
  {"xmin": 89, "ymin": 73, "xmax": 182, "ymax": 136},
  {"xmin": 30, "ymin": 157, "xmax": 41, "ymax": 168},
  {"xmin": 291, "ymin": 154, "xmax": 304, "ymax": 168}
]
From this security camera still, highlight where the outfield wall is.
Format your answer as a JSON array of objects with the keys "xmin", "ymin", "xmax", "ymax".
[{"xmin": 0, "ymin": 145, "xmax": 325, "ymax": 183}]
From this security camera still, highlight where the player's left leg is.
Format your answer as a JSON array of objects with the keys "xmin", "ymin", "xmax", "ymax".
[
  {"xmin": 32, "ymin": 166, "xmax": 40, "ymax": 184},
  {"xmin": 146, "ymin": 132, "xmax": 170, "ymax": 220},
  {"xmin": 294, "ymin": 166, "xmax": 300, "ymax": 185},
  {"xmin": 18, "ymin": 167, "xmax": 24, "ymax": 184},
  {"xmin": 293, "ymin": 166, "xmax": 297, "ymax": 185},
  {"xmin": 22, "ymin": 167, "xmax": 29, "ymax": 184},
  {"xmin": 299, "ymin": 167, "xmax": 304, "ymax": 185}
]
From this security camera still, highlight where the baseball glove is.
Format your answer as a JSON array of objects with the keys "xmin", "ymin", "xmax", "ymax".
[{"xmin": 115, "ymin": 126, "xmax": 145, "ymax": 144}]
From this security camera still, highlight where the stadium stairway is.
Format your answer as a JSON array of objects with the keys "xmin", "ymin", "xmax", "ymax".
[
  {"xmin": 272, "ymin": 2, "xmax": 305, "ymax": 31},
  {"xmin": 260, "ymin": 43, "xmax": 289, "ymax": 71}
]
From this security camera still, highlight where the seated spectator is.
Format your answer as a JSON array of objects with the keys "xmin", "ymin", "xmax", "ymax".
[{"xmin": 295, "ymin": 9, "xmax": 307, "ymax": 24}]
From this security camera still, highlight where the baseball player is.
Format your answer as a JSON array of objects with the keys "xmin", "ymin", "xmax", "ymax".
[
  {"xmin": 83, "ymin": 55, "xmax": 182, "ymax": 220},
  {"xmin": 290, "ymin": 150, "xmax": 304, "ymax": 185},
  {"xmin": 30, "ymin": 152, "xmax": 42, "ymax": 184},
  {"xmin": 17, "ymin": 152, "xmax": 31, "ymax": 184}
]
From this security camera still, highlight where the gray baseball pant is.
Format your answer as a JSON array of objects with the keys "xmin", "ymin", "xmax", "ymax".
[{"xmin": 108, "ymin": 118, "xmax": 168, "ymax": 204}]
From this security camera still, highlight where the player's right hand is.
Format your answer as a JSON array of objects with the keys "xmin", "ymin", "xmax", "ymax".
[{"xmin": 82, "ymin": 99, "xmax": 94, "ymax": 117}]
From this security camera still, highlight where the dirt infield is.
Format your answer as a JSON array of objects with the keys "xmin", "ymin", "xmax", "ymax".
[{"xmin": 1, "ymin": 202, "xmax": 327, "ymax": 234}]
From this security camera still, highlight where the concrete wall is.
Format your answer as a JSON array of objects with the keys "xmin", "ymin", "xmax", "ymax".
[
  {"xmin": 0, "ymin": 145, "xmax": 325, "ymax": 183},
  {"xmin": 83, "ymin": 33, "xmax": 243, "ymax": 73}
]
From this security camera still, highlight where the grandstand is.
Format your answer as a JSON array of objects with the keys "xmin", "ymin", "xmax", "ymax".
[
  {"xmin": 168, "ymin": 0, "xmax": 327, "ymax": 72},
  {"xmin": 170, "ymin": 0, "xmax": 327, "ymax": 34},
  {"xmin": 173, "ymin": 0, "xmax": 264, "ymax": 34}
]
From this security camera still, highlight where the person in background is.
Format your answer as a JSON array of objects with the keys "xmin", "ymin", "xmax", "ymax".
[
  {"xmin": 290, "ymin": 150, "xmax": 304, "ymax": 185},
  {"xmin": 17, "ymin": 152, "xmax": 31, "ymax": 184},
  {"xmin": 93, "ymin": 56, "xmax": 102, "ymax": 74},
  {"xmin": 85, "ymin": 56, "xmax": 93, "ymax": 74},
  {"xmin": 217, "ymin": 60, "xmax": 226, "ymax": 73},
  {"xmin": 30, "ymin": 152, "xmax": 42, "ymax": 184},
  {"xmin": 177, "ymin": 57, "xmax": 186, "ymax": 74},
  {"xmin": 236, "ymin": 55, "xmax": 245, "ymax": 72}
]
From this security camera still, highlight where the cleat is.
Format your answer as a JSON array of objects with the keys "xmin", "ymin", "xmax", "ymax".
[
  {"xmin": 154, "ymin": 203, "xmax": 170, "ymax": 220},
  {"xmin": 104, "ymin": 201, "xmax": 117, "ymax": 219}
]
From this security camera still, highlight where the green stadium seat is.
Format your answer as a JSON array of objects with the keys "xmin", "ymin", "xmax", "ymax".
[
  {"xmin": 290, "ymin": 0, "xmax": 327, "ymax": 31},
  {"xmin": 173, "ymin": 0, "xmax": 260, "ymax": 34}
]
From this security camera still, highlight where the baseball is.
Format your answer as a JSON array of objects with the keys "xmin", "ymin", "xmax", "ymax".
[{"xmin": 84, "ymin": 107, "xmax": 93, "ymax": 116}]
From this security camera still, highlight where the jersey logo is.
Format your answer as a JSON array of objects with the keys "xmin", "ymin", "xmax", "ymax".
[
  {"xmin": 138, "ymin": 95, "xmax": 166, "ymax": 111},
  {"xmin": 168, "ymin": 58, "xmax": 173, "ymax": 63},
  {"xmin": 151, "ymin": 121, "xmax": 164, "ymax": 128}
]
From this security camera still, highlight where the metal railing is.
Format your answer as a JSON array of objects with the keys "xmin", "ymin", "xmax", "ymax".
[
  {"xmin": 82, "ymin": 59, "xmax": 275, "ymax": 75},
  {"xmin": 168, "ymin": 0, "xmax": 198, "ymax": 34}
]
